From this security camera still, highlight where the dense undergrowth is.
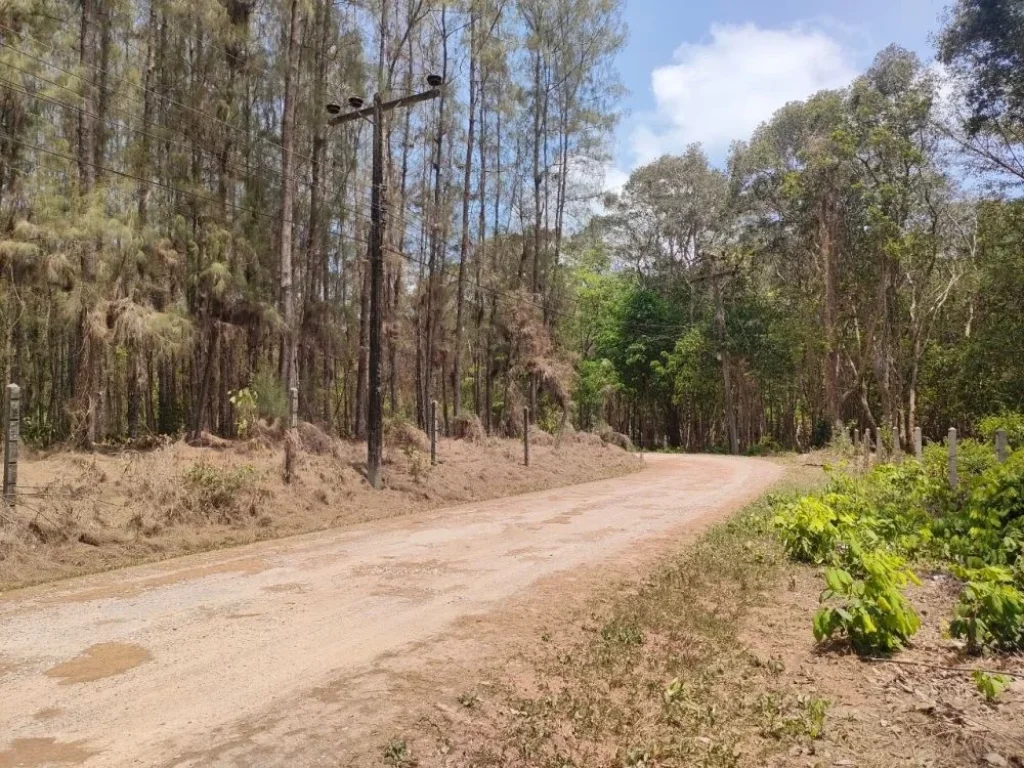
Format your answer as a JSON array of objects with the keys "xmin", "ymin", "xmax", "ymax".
[{"xmin": 773, "ymin": 426, "xmax": 1024, "ymax": 657}]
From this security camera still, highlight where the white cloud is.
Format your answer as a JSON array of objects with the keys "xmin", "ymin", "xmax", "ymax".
[
  {"xmin": 627, "ymin": 23, "xmax": 859, "ymax": 167},
  {"xmin": 602, "ymin": 166, "xmax": 630, "ymax": 195}
]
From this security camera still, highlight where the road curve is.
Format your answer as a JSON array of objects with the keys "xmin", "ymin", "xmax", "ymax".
[{"xmin": 0, "ymin": 454, "xmax": 781, "ymax": 767}]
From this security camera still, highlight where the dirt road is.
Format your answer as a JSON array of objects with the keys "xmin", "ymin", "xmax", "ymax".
[{"xmin": 0, "ymin": 454, "xmax": 781, "ymax": 767}]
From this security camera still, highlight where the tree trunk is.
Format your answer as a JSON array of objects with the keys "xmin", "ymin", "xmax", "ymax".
[
  {"xmin": 453, "ymin": 9, "xmax": 477, "ymax": 418},
  {"xmin": 278, "ymin": 0, "xmax": 303, "ymax": 392}
]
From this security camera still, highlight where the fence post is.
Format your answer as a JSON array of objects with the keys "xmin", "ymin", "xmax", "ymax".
[
  {"xmin": 862, "ymin": 427, "xmax": 871, "ymax": 468},
  {"xmin": 914, "ymin": 427, "xmax": 923, "ymax": 460},
  {"xmin": 996, "ymin": 428, "xmax": 1008, "ymax": 464},
  {"xmin": 283, "ymin": 388, "xmax": 299, "ymax": 484},
  {"xmin": 853, "ymin": 428, "xmax": 860, "ymax": 452},
  {"xmin": 4, "ymin": 384, "xmax": 19, "ymax": 506},
  {"xmin": 523, "ymin": 407, "xmax": 530, "ymax": 467},
  {"xmin": 948, "ymin": 427, "xmax": 958, "ymax": 489},
  {"xmin": 288, "ymin": 387, "xmax": 298, "ymax": 430},
  {"xmin": 430, "ymin": 400, "xmax": 437, "ymax": 466},
  {"xmin": 875, "ymin": 428, "xmax": 884, "ymax": 464}
]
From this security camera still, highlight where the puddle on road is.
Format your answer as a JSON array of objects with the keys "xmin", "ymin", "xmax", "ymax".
[
  {"xmin": 45, "ymin": 642, "xmax": 152, "ymax": 685},
  {"xmin": 0, "ymin": 737, "xmax": 96, "ymax": 767}
]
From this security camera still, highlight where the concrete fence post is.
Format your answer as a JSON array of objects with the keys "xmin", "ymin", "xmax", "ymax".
[
  {"xmin": 853, "ymin": 428, "xmax": 860, "ymax": 451},
  {"xmin": 862, "ymin": 427, "xmax": 871, "ymax": 468},
  {"xmin": 914, "ymin": 427, "xmax": 923, "ymax": 460},
  {"xmin": 4, "ymin": 384, "xmax": 20, "ymax": 506},
  {"xmin": 523, "ymin": 407, "xmax": 530, "ymax": 467},
  {"xmin": 430, "ymin": 400, "xmax": 437, "ymax": 466},
  {"xmin": 283, "ymin": 388, "xmax": 299, "ymax": 484},
  {"xmin": 996, "ymin": 428, "xmax": 1008, "ymax": 464},
  {"xmin": 876, "ymin": 428, "xmax": 885, "ymax": 464},
  {"xmin": 948, "ymin": 427, "xmax": 958, "ymax": 489}
]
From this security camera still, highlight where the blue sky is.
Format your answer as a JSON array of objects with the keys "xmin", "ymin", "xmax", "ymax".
[{"xmin": 607, "ymin": 0, "xmax": 947, "ymax": 187}]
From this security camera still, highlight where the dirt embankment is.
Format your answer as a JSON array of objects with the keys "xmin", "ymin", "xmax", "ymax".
[{"xmin": 0, "ymin": 427, "xmax": 640, "ymax": 591}]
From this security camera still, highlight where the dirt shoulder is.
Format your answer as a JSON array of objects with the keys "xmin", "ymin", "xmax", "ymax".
[{"xmin": 0, "ymin": 428, "xmax": 639, "ymax": 591}]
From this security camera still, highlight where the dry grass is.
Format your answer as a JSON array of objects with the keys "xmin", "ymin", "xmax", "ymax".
[
  {"xmin": 452, "ymin": 414, "xmax": 486, "ymax": 442},
  {"xmin": 392, "ymin": 464, "xmax": 1023, "ymax": 768},
  {"xmin": 0, "ymin": 431, "xmax": 640, "ymax": 591}
]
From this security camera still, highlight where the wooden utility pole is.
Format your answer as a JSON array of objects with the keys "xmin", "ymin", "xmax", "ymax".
[
  {"xmin": 366, "ymin": 93, "xmax": 385, "ymax": 490},
  {"xmin": 329, "ymin": 80, "xmax": 444, "ymax": 490}
]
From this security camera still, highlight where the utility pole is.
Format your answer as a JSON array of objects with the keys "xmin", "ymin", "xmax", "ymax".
[{"xmin": 328, "ymin": 77, "xmax": 443, "ymax": 490}]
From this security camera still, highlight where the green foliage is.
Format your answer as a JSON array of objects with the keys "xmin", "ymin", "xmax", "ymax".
[
  {"xmin": 972, "ymin": 670, "xmax": 1013, "ymax": 703},
  {"xmin": 978, "ymin": 412, "xmax": 1024, "ymax": 449},
  {"xmin": 950, "ymin": 567, "xmax": 1024, "ymax": 653},
  {"xmin": 249, "ymin": 367, "xmax": 287, "ymax": 423},
  {"xmin": 573, "ymin": 358, "xmax": 620, "ymax": 431},
  {"xmin": 813, "ymin": 549, "xmax": 922, "ymax": 654},
  {"xmin": 775, "ymin": 439, "xmax": 1024, "ymax": 654},
  {"xmin": 772, "ymin": 496, "xmax": 851, "ymax": 564},
  {"xmin": 228, "ymin": 388, "xmax": 258, "ymax": 438},
  {"xmin": 382, "ymin": 738, "xmax": 415, "ymax": 768},
  {"xmin": 600, "ymin": 617, "xmax": 645, "ymax": 647}
]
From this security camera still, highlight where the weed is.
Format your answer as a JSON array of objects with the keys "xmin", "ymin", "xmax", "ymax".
[
  {"xmin": 799, "ymin": 695, "xmax": 829, "ymax": 739},
  {"xmin": 972, "ymin": 670, "xmax": 1013, "ymax": 702},
  {"xmin": 457, "ymin": 692, "xmax": 479, "ymax": 708},
  {"xmin": 228, "ymin": 387, "xmax": 258, "ymax": 438},
  {"xmin": 383, "ymin": 738, "xmax": 416, "ymax": 767},
  {"xmin": 950, "ymin": 567, "xmax": 1024, "ymax": 653},
  {"xmin": 169, "ymin": 460, "xmax": 265, "ymax": 525},
  {"xmin": 599, "ymin": 617, "xmax": 644, "ymax": 647},
  {"xmin": 813, "ymin": 549, "xmax": 921, "ymax": 654},
  {"xmin": 405, "ymin": 443, "xmax": 428, "ymax": 483}
]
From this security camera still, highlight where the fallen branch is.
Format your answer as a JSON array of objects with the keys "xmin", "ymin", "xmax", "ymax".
[{"xmin": 865, "ymin": 656, "xmax": 1023, "ymax": 680}]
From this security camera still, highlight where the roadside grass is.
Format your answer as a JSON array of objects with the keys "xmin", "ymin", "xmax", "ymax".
[{"xmin": 442, "ymin": 471, "xmax": 833, "ymax": 767}]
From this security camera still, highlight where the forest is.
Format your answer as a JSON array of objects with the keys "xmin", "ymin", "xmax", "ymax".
[{"xmin": 0, "ymin": 0, "xmax": 1021, "ymax": 454}]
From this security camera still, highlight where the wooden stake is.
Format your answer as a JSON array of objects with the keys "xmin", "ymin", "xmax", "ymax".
[
  {"xmin": 430, "ymin": 400, "xmax": 437, "ymax": 466},
  {"xmin": 523, "ymin": 407, "xmax": 530, "ymax": 467}
]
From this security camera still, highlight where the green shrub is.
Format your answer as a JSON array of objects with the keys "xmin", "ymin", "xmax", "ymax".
[
  {"xmin": 773, "ymin": 496, "xmax": 851, "ymax": 564},
  {"xmin": 978, "ymin": 411, "xmax": 1024, "ymax": 450},
  {"xmin": 813, "ymin": 546, "xmax": 921, "ymax": 654},
  {"xmin": 250, "ymin": 366, "xmax": 287, "ymax": 422},
  {"xmin": 171, "ymin": 460, "xmax": 265, "ymax": 525},
  {"xmin": 949, "ymin": 566, "xmax": 1024, "ymax": 653},
  {"xmin": 972, "ymin": 670, "xmax": 1012, "ymax": 702},
  {"xmin": 775, "ymin": 441, "xmax": 1024, "ymax": 658},
  {"xmin": 930, "ymin": 451, "xmax": 1024, "ymax": 567},
  {"xmin": 229, "ymin": 387, "xmax": 259, "ymax": 438}
]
